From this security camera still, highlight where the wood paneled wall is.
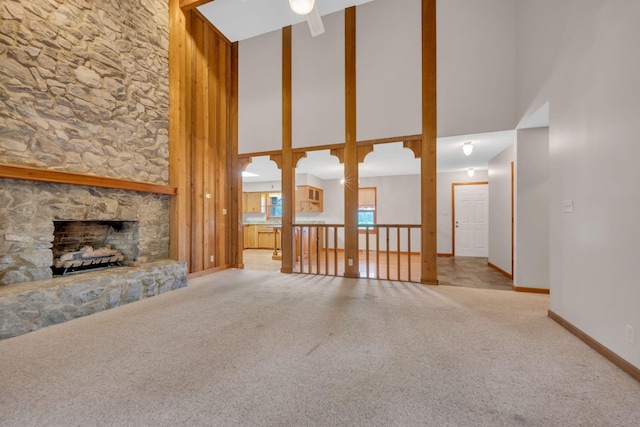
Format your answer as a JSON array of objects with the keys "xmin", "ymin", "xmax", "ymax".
[{"xmin": 169, "ymin": 2, "xmax": 240, "ymax": 275}]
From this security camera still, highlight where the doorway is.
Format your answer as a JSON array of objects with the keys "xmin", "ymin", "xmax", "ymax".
[{"xmin": 452, "ymin": 183, "xmax": 489, "ymax": 257}]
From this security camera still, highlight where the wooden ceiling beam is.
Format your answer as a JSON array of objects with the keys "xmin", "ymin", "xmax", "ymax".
[{"xmin": 180, "ymin": 0, "xmax": 213, "ymax": 12}]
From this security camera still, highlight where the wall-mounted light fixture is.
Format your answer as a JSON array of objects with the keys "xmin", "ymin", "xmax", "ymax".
[
  {"xmin": 463, "ymin": 141, "xmax": 473, "ymax": 156},
  {"xmin": 289, "ymin": 0, "xmax": 315, "ymax": 15},
  {"xmin": 467, "ymin": 168, "xmax": 475, "ymax": 177}
]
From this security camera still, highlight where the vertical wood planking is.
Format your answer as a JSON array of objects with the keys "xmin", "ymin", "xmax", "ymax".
[
  {"xmin": 344, "ymin": 7, "xmax": 359, "ymax": 278},
  {"xmin": 216, "ymin": 36, "xmax": 229, "ymax": 266},
  {"xmin": 203, "ymin": 20, "xmax": 214, "ymax": 270},
  {"xmin": 421, "ymin": 0, "xmax": 438, "ymax": 285},
  {"xmin": 170, "ymin": 7, "xmax": 234, "ymax": 275},
  {"xmin": 190, "ymin": 14, "xmax": 204, "ymax": 272},
  {"xmin": 229, "ymin": 42, "xmax": 241, "ymax": 267},
  {"xmin": 169, "ymin": 0, "xmax": 191, "ymax": 267}
]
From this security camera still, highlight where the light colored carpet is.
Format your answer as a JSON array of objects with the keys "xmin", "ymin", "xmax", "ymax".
[{"xmin": 1, "ymin": 269, "xmax": 639, "ymax": 426}]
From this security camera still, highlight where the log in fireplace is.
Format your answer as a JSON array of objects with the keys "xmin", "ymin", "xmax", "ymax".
[{"xmin": 52, "ymin": 220, "xmax": 139, "ymax": 276}]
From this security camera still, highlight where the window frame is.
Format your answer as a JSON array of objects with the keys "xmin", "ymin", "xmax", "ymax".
[
  {"xmin": 358, "ymin": 187, "xmax": 377, "ymax": 234},
  {"xmin": 266, "ymin": 193, "xmax": 283, "ymax": 220}
]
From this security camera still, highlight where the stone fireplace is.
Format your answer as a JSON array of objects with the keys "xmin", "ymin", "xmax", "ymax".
[
  {"xmin": 0, "ymin": 179, "xmax": 172, "ymax": 285},
  {"xmin": 0, "ymin": 179, "xmax": 187, "ymax": 340},
  {"xmin": 0, "ymin": 0, "xmax": 187, "ymax": 340}
]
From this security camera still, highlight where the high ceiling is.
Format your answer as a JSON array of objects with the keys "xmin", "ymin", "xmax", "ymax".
[
  {"xmin": 198, "ymin": 0, "xmax": 375, "ymax": 42},
  {"xmin": 197, "ymin": 0, "xmax": 541, "ymax": 182}
]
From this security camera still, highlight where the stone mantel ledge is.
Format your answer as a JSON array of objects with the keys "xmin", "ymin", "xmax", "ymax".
[{"xmin": 0, "ymin": 260, "xmax": 187, "ymax": 340}]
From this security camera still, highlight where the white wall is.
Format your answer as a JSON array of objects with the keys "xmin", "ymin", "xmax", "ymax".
[
  {"xmin": 238, "ymin": 29, "xmax": 282, "ymax": 154},
  {"xmin": 356, "ymin": 0, "xmax": 422, "ymax": 141},
  {"xmin": 517, "ymin": 0, "xmax": 640, "ymax": 368},
  {"xmin": 437, "ymin": 0, "xmax": 517, "ymax": 137},
  {"xmin": 238, "ymin": 0, "xmax": 519, "ymax": 155},
  {"xmin": 488, "ymin": 145, "xmax": 514, "ymax": 274},
  {"xmin": 437, "ymin": 170, "xmax": 490, "ymax": 254},
  {"xmin": 515, "ymin": 127, "xmax": 549, "ymax": 289},
  {"xmin": 292, "ymin": 11, "xmax": 345, "ymax": 148}
]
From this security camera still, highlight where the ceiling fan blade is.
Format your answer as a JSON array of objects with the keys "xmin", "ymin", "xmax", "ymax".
[{"xmin": 306, "ymin": 3, "xmax": 324, "ymax": 37}]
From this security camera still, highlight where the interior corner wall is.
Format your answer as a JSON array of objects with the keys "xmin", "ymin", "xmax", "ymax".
[
  {"xmin": 437, "ymin": 0, "xmax": 517, "ymax": 137},
  {"xmin": 488, "ymin": 145, "xmax": 513, "ymax": 275},
  {"xmin": 238, "ymin": 29, "xmax": 282, "ymax": 154},
  {"xmin": 436, "ymin": 170, "xmax": 489, "ymax": 255},
  {"xmin": 517, "ymin": 0, "xmax": 640, "ymax": 368},
  {"xmin": 515, "ymin": 127, "xmax": 549, "ymax": 289}
]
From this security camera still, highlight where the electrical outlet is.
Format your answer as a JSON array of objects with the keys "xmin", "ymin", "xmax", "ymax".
[
  {"xmin": 562, "ymin": 200, "xmax": 574, "ymax": 213},
  {"xmin": 626, "ymin": 325, "xmax": 635, "ymax": 344},
  {"xmin": 348, "ymin": 258, "xmax": 353, "ymax": 267},
  {"xmin": 222, "ymin": 208, "xmax": 227, "ymax": 215},
  {"xmin": 210, "ymin": 255, "xmax": 214, "ymax": 262}
]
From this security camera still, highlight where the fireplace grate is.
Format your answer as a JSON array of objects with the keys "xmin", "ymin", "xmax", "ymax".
[{"xmin": 52, "ymin": 246, "xmax": 125, "ymax": 276}]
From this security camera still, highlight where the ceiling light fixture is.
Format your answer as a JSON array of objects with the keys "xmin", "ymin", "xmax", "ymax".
[
  {"xmin": 467, "ymin": 168, "xmax": 475, "ymax": 177},
  {"xmin": 463, "ymin": 141, "xmax": 473, "ymax": 156},
  {"xmin": 289, "ymin": 0, "xmax": 315, "ymax": 15}
]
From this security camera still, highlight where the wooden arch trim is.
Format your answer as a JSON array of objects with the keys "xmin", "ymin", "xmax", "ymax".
[
  {"xmin": 269, "ymin": 154, "xmax": 282, "ymax": 170},
  {"xmin": 330, "ymin": 148, "xmax": 345, "ymax": 164},
  {"xmin": 357, "ymin": 145, "xmax": 374, "ymax": 163},
  {"xmin": 293, "ymin": 152, "xmax": 308, "ymax": 168},
  {"xmin": 239, "ymin": 157, "xmax": 253, "ymax": 171},
  {"xmin": 403, "ymin": 140, "xmax": 422, "ymax": 159}
]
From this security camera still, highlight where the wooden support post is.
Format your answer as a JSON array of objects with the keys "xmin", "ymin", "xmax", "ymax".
[
  {"xmin": 421, "ymin": 0, "xmax": 438, "ymax": 285},
  {"xmin": 343, "ymin": 7, "xmax": 359, "ymax": 278},
  {"xmin": 281, "ymin": 26, "xmax": 295, "ymax": 274}
]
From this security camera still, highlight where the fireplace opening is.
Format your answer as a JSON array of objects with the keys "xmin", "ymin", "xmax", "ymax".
[{"xmin": 52, "ymin": 220, "xmax": 139, "ymax": 276}]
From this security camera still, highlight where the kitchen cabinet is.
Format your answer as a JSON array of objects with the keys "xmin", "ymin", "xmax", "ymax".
[
  {"xmin": 243, "ymin": 224, "xmax": 281, "ymax": 250},
  {"xmin": 243, "ymin": 225, "xmax": 258, "ymax": 248},
  {"xmin": 243, "ymin": 192, "xmax": 262, "ymax": 213},
  {"xmin": 295, "ymin": 186, "xmax": 323, "ymax": 212},
  {"xmin": 257, "ymin": 225, "xmax": 281, "ymax": 249}
]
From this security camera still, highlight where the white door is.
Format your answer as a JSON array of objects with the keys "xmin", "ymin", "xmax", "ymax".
[{"xmin": 454, "ymin": 184, "xmax": 489, "ymax": 257}]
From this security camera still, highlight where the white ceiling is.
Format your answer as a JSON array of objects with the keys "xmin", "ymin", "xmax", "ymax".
[
  {"xmin": 243, "ymin": 130, "xmax": 516, "ymax": 183},
  {"xmin": 198, "ymin": 0, "xmax": 375, "ymax": 42}
]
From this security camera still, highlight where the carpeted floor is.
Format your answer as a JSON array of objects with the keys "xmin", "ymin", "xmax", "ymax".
[{"xmin": 1, "ymin": 269, "xmax": 639, "ymax": 426}]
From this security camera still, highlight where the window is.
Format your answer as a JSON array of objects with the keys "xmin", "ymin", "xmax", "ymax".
[
  {"xmin": 358, "ymin": 187, "xmax": 376, "ymax": 233},
  {"xmin": 267, "ymin": 193, "xmax": 282, "ymax": 219}
]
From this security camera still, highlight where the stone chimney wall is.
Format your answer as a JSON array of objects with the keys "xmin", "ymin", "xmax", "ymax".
[
  {"xmin": 0, "ymin": 0, "xmax": 169, "ymax": 183},
  {"xmin": 0, "ymin": 0, "xmax": 171, "ymax": 286}
]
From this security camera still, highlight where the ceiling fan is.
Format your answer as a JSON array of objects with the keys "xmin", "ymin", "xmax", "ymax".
[{"xmin": 289, "ymin": 0, "xmax": 325, "ymax": 37}]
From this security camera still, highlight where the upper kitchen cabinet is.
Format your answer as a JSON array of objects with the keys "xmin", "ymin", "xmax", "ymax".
[
  {"xmin": 242, "ymin": 192, "xmax": 263, "ymax": 213},
  {"xmin": 296, "ymin": 185, "xmax": 323, "ymax": 212}
]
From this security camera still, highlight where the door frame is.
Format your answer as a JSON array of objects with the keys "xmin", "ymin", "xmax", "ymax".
[{"xmin": 451, "ymin": 181, "xmax": 489, "ymax": 256}]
